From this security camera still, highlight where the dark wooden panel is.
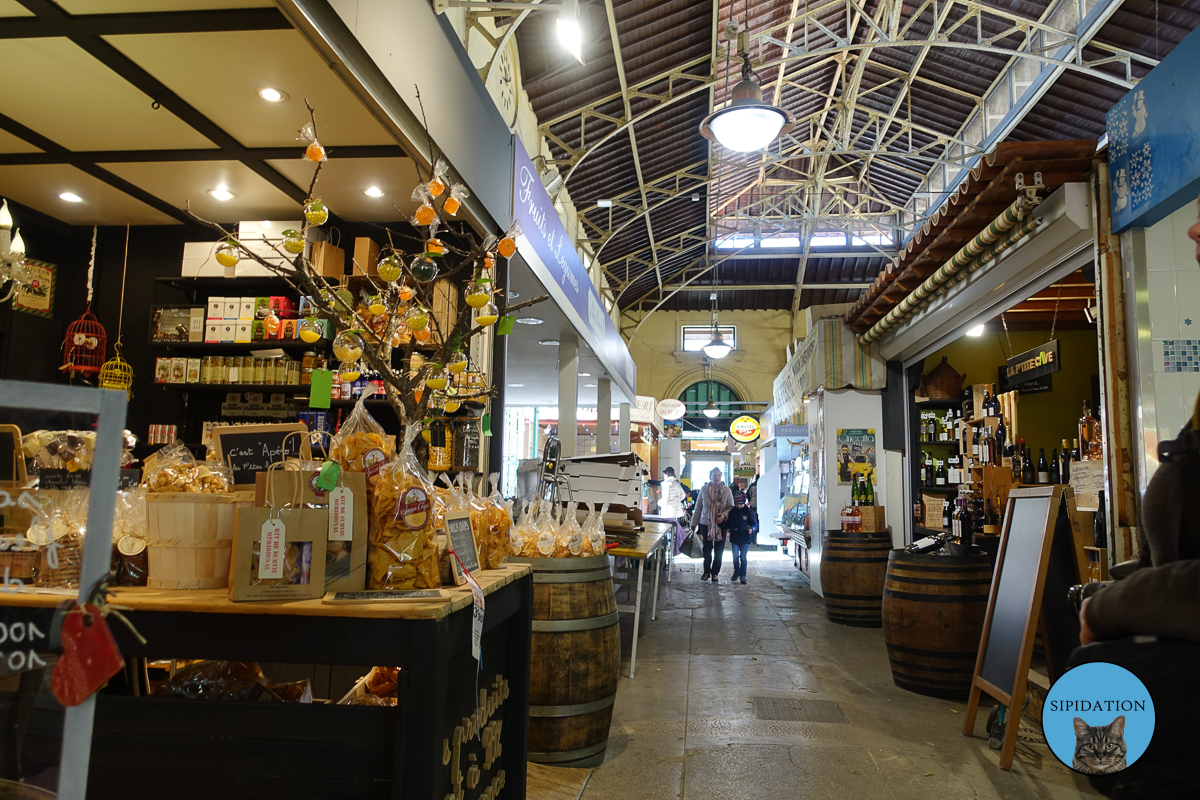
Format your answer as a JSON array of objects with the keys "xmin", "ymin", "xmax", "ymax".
[{"xmin": 89, "ymin": 767, "xmax": 392, "ymax": 800}]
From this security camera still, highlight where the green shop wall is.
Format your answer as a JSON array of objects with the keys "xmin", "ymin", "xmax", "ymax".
[{"xmin": 921, "ymin": 329, "xmax": 1098, "ymax": 454}]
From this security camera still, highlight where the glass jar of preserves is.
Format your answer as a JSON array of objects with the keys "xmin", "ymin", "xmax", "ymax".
[
  {"xmin": 288, "ymin": 360, "xmax": 300, "ymax": 385},
  {"xmin": 427, "ymin": 418, "xmax": 454, "ymax": 472},
  {"xmin": 300, "ymin": 367, "xmax": 313, "ymax": 386},
  {"xmin": 200, "ymin": 356, "xmax": 214, "ymax": 385},
  {"xmin": 452, "ymin": 418, "xmax": 480, "ymax": 472},
  {"xmin": 302, "ymin": 351, "xmax": 319, "ymax": 370}
]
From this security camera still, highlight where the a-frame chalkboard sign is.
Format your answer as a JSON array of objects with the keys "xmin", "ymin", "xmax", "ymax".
[{"xmin": 961, "ymin": 485, "xmax": 1082, "ymax": 769}]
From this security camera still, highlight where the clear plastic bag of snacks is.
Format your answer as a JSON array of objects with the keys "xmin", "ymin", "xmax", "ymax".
[
  {"xmin": 583, "ymin": 502, "xmax": 609, "ymax": 556},
  {"xmin": 556, "ymin": 502, "xmax": 585, "ymax": 557},
  {"xmin": 478, "ymin": 474, "xmax": 510, "ymax": 570},
  {"xmin": 510, "ymin": 500, "xmax": 536, "ymax": 557},
  {"xmin": 533, "ymin": 501, "xmax": 559, "ymax": 558},
  {"xmin": 30, "ymin": 488, "xmax": 87, "ymax": 588},
  {"xmin": 111, "ymin": 487, "xmax": 149, "ymax": 586},
  {"xmin": 330, "ymin": 389, "xmax": 393, "ymax": 496},
  {"xmin": 144, "ymin": 441, "xmax": 232, "ymax": 494},
  {"xmin": 368, "ymin": 427, "xmax": 440, "ymax": 590}
]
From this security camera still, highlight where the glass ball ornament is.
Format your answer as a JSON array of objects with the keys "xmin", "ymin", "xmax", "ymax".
[
  {"xmin": 281, "ymin": 229, "xmax": 305, "ymax": 255},
  {"xmin": 465, "ymin": 280, "xmax": 492, "ymax": 308},
  {"xmin": 298, "ymin": 318, "xmax": 323, "ymax": 344},
  {"xmin": 332, "ymin": 330, "xmax": 365, "ymax": 363},
  {"xmin": 215, "ymin": 242, "xmax": 239, "ymax": 268},
  {"xmin": 474, "ymin": 301, "xmax": 499, "ymax": 327},
  {"xmin": 339, "ymin": 362, "xmax": 361, "ymax": 381},
  {"xmin": 398, "ymin": 282, "xmax": 416, "ymax": 302},
  {"xmin": 425, "ymin": 368, "xmax": 449, "ymax": 391},
  {"xmin": 442, "ymin": 397, "xmax": 462, "ymax": 414},
  {"xmin": 334, "ymin": 287, "xmax": 355, "ymax": 309},
  {"xmin": 447, "ymin": 350, "xmax": 468, "ymax": 373},
  {"xmin": 376, "ymin": 255, "xmax": 403, "ymax": 283},
  {"xmin": 367, "ymin": 295, "xmax": 387, "ymax": 316},
  {"xmin": 304, "ymin": 199, "xmax": 329, "ymax": 226},
  {"xmin": 409, "ymin": 255, "xmax": 438, "ymax": 284},
  {"xmin": 263, "ymin": 311, "xmax": 281, "ymax": 336},
  {"xmin": 413, "ymin": 327, "xmax": 432, "ymax": 343},
  {"xmin": 497, "ymin": 236, "xmax": 516, "ymax": 258},
  {"xmin": 405, "ymin": 306, "xmax": 429, "ymax": 332}
]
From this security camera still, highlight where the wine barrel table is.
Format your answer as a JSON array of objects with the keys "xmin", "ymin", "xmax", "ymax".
[
  {"xmin": 511, "ymin": 554, "xmax": 620, "ymax": 768},
  {"xmin": 819, "ymin": 532, "xmax": 891, "ymax": 627},
  {"xmin": 882, "ymin": 549, "xmax": 993, "ymax": 699}
]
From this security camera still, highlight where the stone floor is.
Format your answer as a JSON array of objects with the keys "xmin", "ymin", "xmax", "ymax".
[{"xmin": 584, "ymin": 548, "xmax": 1100, "ymax": 800}]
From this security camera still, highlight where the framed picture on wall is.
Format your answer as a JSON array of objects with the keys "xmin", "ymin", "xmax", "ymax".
[{"xmin": 14, "ymin": 259, "xmax": 55, "ymax": 318}]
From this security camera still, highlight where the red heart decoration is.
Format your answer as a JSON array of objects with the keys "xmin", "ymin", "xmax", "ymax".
[{"xmin": 51, "ymin": 604, "xmax": 124, "ymax": 707}]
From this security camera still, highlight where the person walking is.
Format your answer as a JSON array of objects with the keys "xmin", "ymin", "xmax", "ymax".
[
  {"xmin": 726, "ymin": 492, "xmax": 754, "ymax": 584},
  {"xmin": 692, "ymin": 467, "xmax": 733, "ymax": 582},
  {"xmin": 660, "ymin": 467, "xmax": 687, "ymax": 519},
  {"xmin": 746, "ymin": 474, "xmax": 760, "ymax": 545}
]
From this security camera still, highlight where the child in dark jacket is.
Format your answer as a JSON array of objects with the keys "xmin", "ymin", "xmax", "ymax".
[{"xmin": 726, "ymin": 493, "xmax": 754, "ymax": 584}]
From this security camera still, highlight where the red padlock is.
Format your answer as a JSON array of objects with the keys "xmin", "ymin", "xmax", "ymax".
[{"xmin": 51, "ymin": 603, "xmax": 124, "ymax": 707}]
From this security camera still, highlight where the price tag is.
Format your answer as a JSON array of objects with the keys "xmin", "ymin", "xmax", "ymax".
[
  {"xmin": 315, "ymin": 460, "xmax": 341, "ymax": 491},
  {"xmin": 328, "ymin": 486, "xmax": 353, "ymax": 542},
  {"xmin": 462, "ymin": 567, "xmax": 484, "ymax": 663},
  {"xmin": 258, "ymin": 518, "xmax": 285, "ymax": 580}
]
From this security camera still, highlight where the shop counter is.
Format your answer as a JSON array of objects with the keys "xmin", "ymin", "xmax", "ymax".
[{"xmin": 0, "ymin": 563, "xmax": 533, "ymax": 800}]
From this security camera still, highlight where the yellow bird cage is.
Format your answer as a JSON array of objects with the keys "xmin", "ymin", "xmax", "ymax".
[{"xmin": 98, "ymin": 342, "xmax": 134, "ymax": 398}]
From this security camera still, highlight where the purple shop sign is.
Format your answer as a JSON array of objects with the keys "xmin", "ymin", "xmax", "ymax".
[{"xmin": 512, "ymin": 135, "xmax": 636, "ymax": 399}]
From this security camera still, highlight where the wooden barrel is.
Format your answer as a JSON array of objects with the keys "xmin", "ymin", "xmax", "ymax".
[
  {"xmin": 819, "ymin": 532, "xmax": 891, "ymax": 627},
  {"xmin": 882, "ymin": 549, "xmax": 993, "ymax": 699},
  {"xmin": 511, "ymin": 554, "xmax": 619, "ymax": 768}
]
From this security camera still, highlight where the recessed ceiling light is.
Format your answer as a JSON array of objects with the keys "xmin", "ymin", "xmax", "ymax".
[
  {"xmin": 584, "ymin": 383, "xmax": 597, "ymax": 388},
  {"xmin": 507, "ymin": 383, "xmax": 525, "ymax": 388},
  {"xmin": 538, "ymin": 339, "xmax": 559, "ymax": 346},
  {"xmin": 597, "ymin": 199, "xmax": 613, "ymax": 208},
  {"xmin": 364, "ymin": 186, "xmax": 386, "ymax": 198},
  {"xmin": 256, "ymin": 87, "xmax": 289, "ymax": 103},
  {"xmin": 58, "ymin": 192, "xmax": 82, "ymax": 203},
  {"xmin": 578, "ymin": 372, "xmax": 591, "ymax": 377},
  {"xmin": 516, "ymin": 317, "xmax": 544, "ymax": 325},
  {"xmin": 209, "ymin": 186, "xmax": 235, "ymax": 202}
]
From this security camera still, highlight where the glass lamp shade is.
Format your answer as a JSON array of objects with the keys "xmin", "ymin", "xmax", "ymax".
[
  {"xmin": 703, "ymin": 332, "xmax": 732, "ymax": 359},
  {"xmin": 703, "ymin": 400, "xmax": 720, "ymax": 419},
  {"xmin": 707, "ymin": 105, "xmax": 787, "ymax": 152}
]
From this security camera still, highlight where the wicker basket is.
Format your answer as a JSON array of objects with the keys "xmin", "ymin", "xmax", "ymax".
[
  {"xmin": 922, "ymin": 356, "xmax": 964, "ymax": 400},
  {"xmin": 145, "ymin": 492, "xmax": 251, "ymax": 589}
]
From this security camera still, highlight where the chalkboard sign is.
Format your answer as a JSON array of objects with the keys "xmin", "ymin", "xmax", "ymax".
[
  {"xmin": 38, "ymin": 468, "xmax": 91, "ymax": 490},
  {"xmin": 0, "ymin": 603, "xmax": 65, "ymax": 677},
  {"xmin": 962, "ymin": 485, "xmax": 1082, "ymax": 770},
  {"xmin": 211, "ymin": 424, "xmax": 310, "ymax": 487},
  {"xmin": 446, "ymin": 511, "xmax": 480, "ymax": 585}
]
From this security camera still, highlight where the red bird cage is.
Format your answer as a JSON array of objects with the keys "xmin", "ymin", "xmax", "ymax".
[{"xmin": 62, "ymin": 308, "xmax": 107, "ymax": 377}]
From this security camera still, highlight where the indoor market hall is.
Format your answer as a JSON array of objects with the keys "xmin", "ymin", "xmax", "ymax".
[{"xmin": 0, "ymin": 0, "xmax": 1194, "ymax": 799}]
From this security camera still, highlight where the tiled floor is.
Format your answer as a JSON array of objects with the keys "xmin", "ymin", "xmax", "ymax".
[{"xmin": 583, "ymin": 550, "xmax": 1101, "ymax": 800}]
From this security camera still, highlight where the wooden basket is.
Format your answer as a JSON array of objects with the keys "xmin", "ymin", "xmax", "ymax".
[
  {"xmin": 145, "ymin": 492, "xmax": 251, "ymax": 589},
  {"xmin": 922, "ymin": 356, "xmax": 964, "ymax": 400}
]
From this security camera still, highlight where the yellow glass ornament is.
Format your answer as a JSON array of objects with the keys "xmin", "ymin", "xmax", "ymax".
[
  {"xmin": 304, "ymin": 199, "xmax": 329, "ymax": 225},
  {"xmin": 215, "ymin": 243, "xmax": 239, "ymax": 268},
  {"xmin": 425, "ymin": 368, "xmax": 449, "ymax": 391},
  {"xmin": 474, "ymin": 302, "xmax": 499, "ymax": 327},
  {"xmin": 333, "ymin": 331, "xmax": 365, "ymax": 363},
  {"xmin": 298, "ymin": 319, "xmax": 323, "ymax": 343},
  {"xmin": 405, "ymin": 306, "xmax": 429, "ymax": 332},
  {"xmin": 377, "ymin": 255, "xmax": 403, "ymax": 283},
  {"xmin": 447, "ymin": 350, "xmax": 468, "ymax": 373},
  {"xmin": 281, "ymin": 229, "xmax": 305, "ymax": 255},
  {"xmin": 466, "ymin": 280, "xmax": 492, "ymax": 308},
  {"xmin": 339, "ymin": 363, "xmax": 361, "ymax": 381}
]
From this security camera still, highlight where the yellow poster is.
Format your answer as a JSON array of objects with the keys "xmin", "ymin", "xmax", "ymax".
[{"xmin": 835, "ymin": 428, "xmax": 877, "ymax": 486}]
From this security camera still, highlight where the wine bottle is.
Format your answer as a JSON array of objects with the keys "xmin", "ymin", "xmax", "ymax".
[
  {"xmin": 961, "ymin": 497, "xmax": 974, "ymax": 543},
  {"xmin": 983, "ymin": 496, "xmax": 1000, "ymax": 535},
  {"xmin": 936, "ymin": 459, "xmax": 947, "ymax": 486},
  {"xmin": 982, "ymin": 387, "xmax": 992, "ymax": 419},
  {"xmin": 951, "ymin": 498, "xmax": 962, "ymax": 543},
  {"xmin": 907, "ymin": 531, "xmax": 946, "ymax": 554},
  {"xmin": 1072, "ymin": 438, "xmax": 1081, "ymax": 461},
  {"xmin": 1060, "ymin": 439, "xmax": 1072, "ymax": 484},
  {"xmin": 1023, "ymin": 446, "xmax": 1035, "ymax": 485},
  {"xmin": 913, "ymin": 497, "xmax": 924, "ymax": 527},
  {"xmin": 948, "ymin": 455, "xmax": 959, "ymax": 485},
  {"xmin": 996, "ymin": 417, "xmax": 1007, "ymax": 458},
  {"xmin": 851, "ymin": 501, "xmax": 862, "ymax": 533},
  {"xmin": 1037, "ymin": 448, "xmax": 1050, "ymax": 484},
  {"xmin": 942, "ymin": 497, "xmax": 951, "ymax": 530},
  {"xmin": 920, "ymin": 453, "xmax": 928, "ymax": 487},
  {"xmin": 1093, "ymin": 490, "xmax": 1107, "ymax": 549},
  {"xmin": 864, "ymin": 473, "xmax": 875, "ymax": 506},
  {"xmin": 1049, "ymin": 447, "xmax": 1060, "ymax": 484},
  {"xmin": 851, "ymin": 478, "xmax": 860, "ymax": 507}
]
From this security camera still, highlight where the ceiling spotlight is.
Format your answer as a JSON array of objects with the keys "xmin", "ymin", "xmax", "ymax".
[
  {"xmin": 58, "ymin": 192, "xmax": 82, "ymax": 203},
  {"xmin": 703, "ymin": 330, "xmax": 732, "ymax": 359},
  {"xmin": 256, "ymin": 87, "xmax": 289, "ymax": 103},
  {"xmin": 209, "ymin": 186, "xmax": 235, "ymax": 202},
  {"xmin": 557, "ymin": 0, "xmax": 584, "ymax": 64},
  {"xmin": 507, "ymin": 383, "xmax": 525, "ymax": 388},
  {"xmin": 1083, "ymin": 302, "xmax": 1097, "ymax": 324},
  {"xmin": 578, "ymin": 372, "xmax": 591, "ymax": 377},
  {"xmin": 597, "ymin": 199, "xmax": 613, "ymax": 208},
  {"xmin": 691, "ymin": 193, "xmax": 701, "ymax": 202},
  {"xmin": 363, "ymin": 186, "xmax": 386, "ymax": 198},
  {"xmin": 538, "ymin": 339, "xmax": 560, "ymax": 346},
  {"xmin": 966, "ymin": 324, "xmax": 985, "ymax": 337},
  {"xmin": 584, "ymin": 383, "xmax": 597, "ymax": 388},
  {"xmin": 703, "ymin": 399, "xmax": 720, "ymax": 418},
  {"xmin": 700, "ymin": 53, "xmax": 794, "ymax": 152},
  {"xmin": 515, "ymin": 317, "xmax": 544, "ymax": 325}
]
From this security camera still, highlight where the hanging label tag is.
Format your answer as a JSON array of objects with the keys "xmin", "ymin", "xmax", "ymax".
[
  {"xmin": 315, "ymin": 459, "xmax": 341, "ymax": 491},
  {"xmin": 259, "ymin": 518, "xmax": 285, "ymax": 579},
  {"xmin": 228, "ymin": 366, "xmax": 239, "ymax": 384},
  {"xmin": 329, "ymin": 486, "xmax": 353, "ymax": 542},
  {"xmin": 463, "ymin": 567, "xmax": 485, "ymax": 663}
]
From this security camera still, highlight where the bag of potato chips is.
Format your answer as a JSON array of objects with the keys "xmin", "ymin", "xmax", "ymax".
[
  {"xmin": 368, "ymin": 427, "xmax": 440, "ymax": 590},
  {"xmin": 481, "ymin": 474, "xmax": 511, "ymax": 569},
  {"xmin": 330, "ymin": 388, "xmax": 394, "ymax": 498}
]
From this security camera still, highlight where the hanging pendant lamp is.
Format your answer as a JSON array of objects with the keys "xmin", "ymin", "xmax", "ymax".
[
  {"xmin": 703, "ymin": 329, "xmax": 732, "ymax": 359},
  {"xmin": 700, "ymin": 53, "xmax": 794, "ymax": 153}
]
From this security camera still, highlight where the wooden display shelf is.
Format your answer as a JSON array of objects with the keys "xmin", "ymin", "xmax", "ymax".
[
  {"xmin": 160, "ymin": 383, "xmax": 307, "ymax": 393},
  {"xmin": 149, "ymin": 340, "xmax": 329, "ymax": 353},
  {"xmin": 913, "ymin": 398, "xmax": 962, "ymax": 409}
]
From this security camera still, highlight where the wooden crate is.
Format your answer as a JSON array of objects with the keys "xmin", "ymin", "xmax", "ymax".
[{"xmin": 145, "ymin": 493, "xmax": 250, "ymax": 590}]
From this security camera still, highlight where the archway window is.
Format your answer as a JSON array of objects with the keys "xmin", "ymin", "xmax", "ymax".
[{"xmin": 679, "ymin": 380, "xmax": 739, "ymax": 419}]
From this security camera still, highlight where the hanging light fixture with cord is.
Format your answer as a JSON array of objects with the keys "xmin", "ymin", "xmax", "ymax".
[
  {"xmin": 703, "ymin": 365, "xmax": 720, "ymax": 418},
  {"xmin": 699, "ymin": 30, "xmax": 794, "ymax": 153}
]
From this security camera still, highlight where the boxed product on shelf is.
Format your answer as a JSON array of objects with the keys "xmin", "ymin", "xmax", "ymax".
[
  {"xmin": 204, "ymin": 321, "xmax": 221, "ymax": 343},
  {"xmin": 219, "ymin": 321, "xmax": 236, "ymax": 343},
  {"xmin": 252, "ymin": 320, "xmax": 265, "ymax": 341},
  {"xmin": 254, "ymin": 297, "xmax": 271, "ymax": 318},
  {"xmin": 269, "ymin": 296, "xmax": 297, "ymax": 316},
  {"xmin": 238, "ymin": 297, "xmax": 255, "ymax": 320},
  {"xmin": 234, "ymin": 322, "xmax": 252, "ymax": 343},
  {"xmin": 206, "ymin": 297, "xmax": 224, "ymax": 320},
  {"xmin": 186, "ymin": 358, "xmax": 201, "ymax": 383},
  {"xmin": 280, "ymin": 319, "xmax": 297, "ymax": 340},
  {"xmin": 170, "ymin": 358, "xmax": 188, "ymax": 383},
  {"xmin": 222, "ymin": 299, "xmax": 239, "ymax": 319},
  {"xmin": 155, "ymin": 357, "xmax": 172, "ymax": 383},
  {"xmin": 150, "ymin": 305, "xmax": 205, "ymax": 342}
]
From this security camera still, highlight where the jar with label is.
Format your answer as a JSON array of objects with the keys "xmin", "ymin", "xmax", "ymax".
[
  {"xmin": 276, "ymin": 358, "xmax": 289, "ymax": 385},
  {"xmin": 201, "ymin": 356, "xmax": 214, "ymax": 385},
  {"xmin": 288, "ymin": 360, "xmax": 300, "ymax": 385},
  {"xmin": 246, "ymin": 357, "xmax": 259, "ymax": 385},
  {"xmin": 302, "ymin": 351, "xmax": 319, "ymax": 370},
  {"xmin": 427, "ymin": 418, "xmax": 454, "ymax": 472},
  {"xmin": 452, "ymin": 418, "xmax": 480, "ymax": 472},
  {"xmin": 301, "ymin": 367, "xmax": 312, "ymax": 386}
]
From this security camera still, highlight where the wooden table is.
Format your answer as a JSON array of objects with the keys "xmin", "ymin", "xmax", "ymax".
[
  {"xmin": 609, "ymin": 524, "xmax": 670, "ymax": 679},
  {"xmin": 0, "ymin": 564, "xmax": 533, "ymax": 800}
]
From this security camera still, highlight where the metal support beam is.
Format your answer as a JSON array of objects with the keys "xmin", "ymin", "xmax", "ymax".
[
  {"xmin": 597, "ymin": 378, "xmax": 612, "ymax": 455},
  {"xmin": 558, "ymin": 337, "xmax": 579, "ymax": 459}
]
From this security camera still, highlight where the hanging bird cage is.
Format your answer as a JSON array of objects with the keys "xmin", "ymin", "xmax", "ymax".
[
  {"xmin": 62, "ymin": 308, "xmax": 107, "ymax": 377},
  {"xmin": 98, "ymin": 341, "xmax": 133, "ymax": 397}
]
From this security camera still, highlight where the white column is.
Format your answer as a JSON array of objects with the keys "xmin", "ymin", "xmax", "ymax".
[
  {"xmin": 558, "ymin": 337, "xmax": 579, "ymax": 458},
  {"xmin": 618, "ymin": 402, "xmax": 631, "ymax": 452},
  {"xmin": 597, "ymin": 378, "xmax": 612, "ymax": 455}
]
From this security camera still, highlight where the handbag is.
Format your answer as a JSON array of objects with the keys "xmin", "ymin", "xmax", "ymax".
[{"xmin": 680, "ymin": 526, "xmax": 704, "ymax": 559}]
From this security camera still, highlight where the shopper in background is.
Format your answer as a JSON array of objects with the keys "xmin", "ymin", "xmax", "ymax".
[
  {"xmin": 660, "ymin": 467, "xmax": 687, "ymax": 519},
  {"xmin": 692, "ymin": 467, "xmax": 733, "ymax": 582},
  {"xmin": 726, "ymin": 492, "xmax": 755, "ymax": 585},
  {"xmin": 747, "ymin": 474, "xmax": 760, "ymax": 544},
  {"xmin": 645, "ymin": 479, "xmax": 662, "ymax": 515}
]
